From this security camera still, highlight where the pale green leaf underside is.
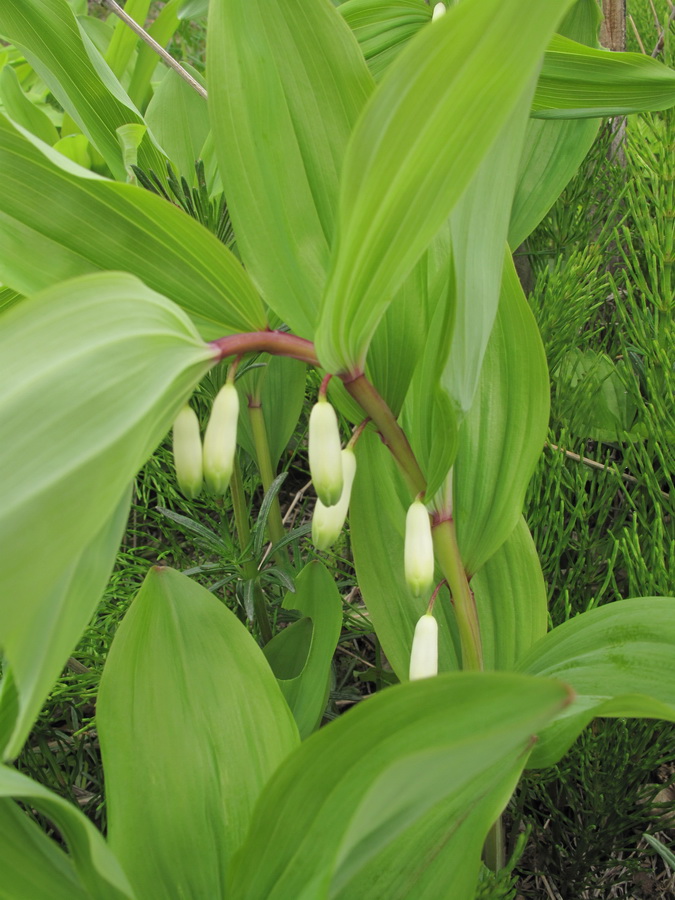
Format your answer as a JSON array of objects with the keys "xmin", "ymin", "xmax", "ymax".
[
  {"xmin": 0, "ymin": 114, "xmax": 265, "ymax": 337},
  {"xmin": 317, "ymin": 0, "xmax": 573, "ymax": 375},
  {"xmin": 98, "ymin": 567, "xmax": 299, "ymax": 900},
  {"xmin": 519, "ymin": 597, "xmax": 675, "ymax": 767},
  {"xmin": 228, "ymin": 673, "xmax": 571, "ymax": 898}
]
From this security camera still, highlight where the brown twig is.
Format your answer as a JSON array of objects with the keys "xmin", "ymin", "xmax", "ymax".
[
  {"xmin": 546, "ymin": 442, "xmax": 671, "ymax": 500},
  {"xmin": 651, "ymin": 2, "xmax": 675, "ymax": 57},
  {"xmin": 98, "ymin": 0, "xmax": 208, "ymax": 100}
]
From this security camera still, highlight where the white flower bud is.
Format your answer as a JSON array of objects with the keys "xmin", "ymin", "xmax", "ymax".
[
  {"xmin": 312, "ymin": 448, "xmax": 356, "ymax": 550},
  {"xmin": 409, "ymin": 613, "xmax": 438, "ymax": 681},
  {"xmin": 432, "ymin": 2, "xmax": 446, "ymax": 21},
  {"xmin": 404, "ymin": 499, "xmax": 434, "ymax": 597},
  {"xmin": 309, "ymin": 398, "xmax": 343, "ymax": 507},
  {"xmin": 203, "ymin": 383, "xmax": 239, "ymax": 495},
  {"xmin": 172, "ymin": 405, "xmax": 203, "ymax": 499}
]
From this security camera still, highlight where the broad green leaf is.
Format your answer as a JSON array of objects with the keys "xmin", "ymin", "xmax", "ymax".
[
  {"xmin": 0, "ymin": 799, "xmax": 88, "ymax": 900},
  {"xmin": 227, "ymin": 673, "xmax": 571, "ymax": 898},
  {"xmin": 144, "ymin": 67, "xmax": 209, "ymax": 184},
  {"xmin": 454, "ymin": 254, "xmax": 549, "ymax": 579},
  {"xmin": 264, "ymin": 618, "xmax": 314, "ymax": 681},
  {"xmin": 0, "ymin": 273, "xmax": 216, "ymax": 758},
  {"xmin": 98, "ymin": 566, "xmax": 299, "ymax": 899},
  {"xmin": 519, "ymin": 597, "xmax": 675, "ymax": 768},
  {"xmin": 0, "ymin": 285, "xmax": 23, "ymax": 315},
  {"xmin": 0, "ymin": 65, "xmax": 59, "ymax": 145},
  {"xmin": 316, "ymin": 0, "xmax": 573, "ymax": 376},
  {"xmin": 0, "ymin": 114, "xmax": 265, "ymax": 337},
  {"xmin": 509, "ymin": 0, "xmax": 601, "ymax": 247},
  {"xmin": 276, "ymin": 561, "xmax": 344, "ymax": 738},
  {"xmin": 509, "ymin": 117, "xmax": 599, "ymax": 248},
  {"xmin": 473, "ymin": 517, "xmax": 548, "ymax": 671},
  {"xmin": 533, "ymin": 35, "xmax": 675, "ymax": 119},
  {"xmin": 0, "ymin": 766, "xmax": 135, "ymax": 899},
  {"xmin": 350, "ymin": 430, "xmax": 460, "ymax": 681},
  {"xmin": 208, "ymin": 0, "xmax": 373, "ymax": 337},
  {"xmin": 0, "ymin": 0, "xmax": 164, "ymax": 180},
  {"xmin": 0, "ymin": 490, "xmax": 130, "ymax": 761},
  {"xmin": 236, "ymin": 356, "xmax": 307, "ymax": 470},
  {"xmin": 338, "ymin": 0, "xmax": 430, "ymax": 81}
]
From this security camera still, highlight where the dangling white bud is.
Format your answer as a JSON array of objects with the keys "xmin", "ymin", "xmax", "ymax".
[
  {"xmin": 172, "ymin": 405, "xmax": 203, "ymax": 499},
  {"xmin": 309, "ymin": 397, "xmax": 343, "ymax": 507},
  {"xmin": 203, "ymin": 383, "xmax": 239, "ymax": 495},
  {"xmin": 409, "ymin": 613, "xmax": 438, "ymax": 680},
  {"xmin": 404, "ymin": 499, "xmax": 434, "ymax": 597},
  {"xmin": 432, "ymin": 2, "xmax": 446, "ymax": 21},
  {"xmin": 312, "ymin": 448, "xmax": 356, "ymax": 550}
]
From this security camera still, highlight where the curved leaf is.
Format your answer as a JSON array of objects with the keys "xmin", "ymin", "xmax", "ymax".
[
  {"xmin": 98, "ymin": 567, "xmax": 299, "ymax": 898},
  {"xmin": 338, "ymin": 0, "xmax": 430, "ymax": 81},
  {"xmin": 473, "ymin": 517, "xmax": 548, "ymax": 671},
  {"xmin": 208, "ymin": 0, "xmax": 373, "ymax": 337},
  {"xmin": 454, "ymin": 253, "xmax": 549, "ymax": 579},
  {"xmin": 0, "ymin": 0, "xmax": 164, "ymax": 180},
  {"xmin": 316, "ymin": 0, "xmax": 574, "ymax": 376},
  {"xmin": 0, "ymin": 766, "xmax": 135, "ymax": 900},
  {"xmin": 0, "ymin": 272, "xmax": 216, "ymax": 760},
  {"xmin": 0, "ymin": 65, "xmax": 60, "ymax": 145},
  {"xmin": 533, "ymin": 35, "xmax": 675, "ymax": 119},
  {"xmin": 518, "ymin": 597, "xmax": 675, "ymax": 767},
  {"xmin": 0, "ymin": 114, "xmax": 265, "ymax": 337},
  {"xmin": 227, "ymin": 673, "xmax": 571, "ymax": 898}
]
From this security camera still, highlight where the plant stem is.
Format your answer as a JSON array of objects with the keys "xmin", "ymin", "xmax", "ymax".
[
  {"xmin": 343, "ymin": 374, "xmax": 426, "ymax": 497},
  {"xmin": 230, "ymin": 456, "xmax": 273, "ymax": 643},
  {"xmin": 99, "ymin": 0, "xmax": 208, "ymax": 100},
  {"xmin": 210, "ymin": 331, "xmax": 320, "ymax": 367},
  {"xmin": 483, "ymin": 816, "xmax": 505, "ymax": 871},
  {"xmin": 431, "ymin": 518, "xmax": 483, "ymax": 671},
  {"xmin": 248, "ymin": 400, "xmax": 287, "ymax": 560}
]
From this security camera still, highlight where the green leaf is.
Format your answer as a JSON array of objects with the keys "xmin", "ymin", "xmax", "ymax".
[
  {"xmin": 518, "ymin": 597, "xmax": 675, "ymax": 768},
  {"xmin": 454, "ymin": 253, "xmax": 549, "ymax": 579},
  {"xmin": 264, "ymin": 617, "xmax": 314, "ymax": 681},
  {"xmin": 0, "ymin": 114, "xmax": 266, "ymax": 337},
  {"xmin": 227, "ymin": 673, "xmax": 571, "ymax": 898},
  {"xmin": 0, "ymin": 0, "xmax": 165, "ymax": 180},
  {"xmin": 208, "ymin": 0, "xmax": 373, "ymax": 337},
  {"xmin": 277, "ymin": 561, "xmax": 344, "ymax": 738},
  {"xmin": 338, "ymin": 0, "xmax": 430, "ymax": 81},
  {"xmin": 316, "ymin": 0, "xmax": 574, "ymax": 376},
  {"xmin": 127, "ymin": 0, "xmax": 182, "ymax": 111},
  {"xmin": 144, "ymin": 67, "xmax": 209, "ymax": 184},
  {"xmin": 236, "ymin": 356, "xmax": 307, "ymax": 470},
  {"xmin": 473, "ymin": 517, "xmax": 548, "ymax": 671},
  {"xmin": 0, "ymin": 766, "xmax": 135, "ymax": 899},
  {"xmin": 0, "ymin": 65, "xmax": 60, "ymax": 145},
  {"xmin": 0, "ymin": 490, "xmax": 130, "ymax": 761},
  {"xmin": 350, "ymin": 430, "xmax": 460, "ymax": 681},
  {"xmin": 105, "ymin": 0, "xmax": 152, "ymax": 80},
  {"xmin": 98, "ymin": 566, "xmax": 299, "ymax": 898},
  {"xmin": 0, "ymin": 272, "xmax": 216, "ymax": 760},
  {"xmin": 533, "ymin": 35, "xmax": 675, "ymax": 119},
  {"xmin": 0, "ymin": 798, "xmax": 88, "ymax": 900}
]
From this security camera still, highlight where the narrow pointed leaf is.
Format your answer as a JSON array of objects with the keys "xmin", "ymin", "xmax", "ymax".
[
  {"xmin": 98, "ymin": 566, "xmax": 299, "ymax": 899},
  {"xmin": 473, "ymin": 517, "xmax": 548, "ymax": 671},
  {"xmin": 208, "ymin": 0, "xmax": 373, "ymax": 337},
  {"xmin": 0, "ymin": 799, "xmax": 89, "ymax": 900},
  {"xmin": 227, "ymin": 673, "xmax": 571, "ymax": 898},
  {"xmin": 0, "ymin": 489, "xmax": 130, "ymax": 761},
  {"xmin": 0, "ymin": 0, "xmax": 165, "ymax": 180},
  {"xmin": 316, "ymin": 0, "xmax": 573, "ymax": 375},
  {"xmin": 454, "ymin": 253, "xmax": 549, "ymax": 579},
  {"xmin": 0, "ymin": 766, "xmax": 135, "ymax": 900},
  {"xmin": 533, "ymin": 35, "xmax": 675, "ymax": 118},
  {"xmin": 0, "ymin": 273, "xmax": 216, "ymax": 761},
  {"xmin": 0, "ymin": 65, "xmax": 60, "ymax": 145},
  {"xmin": 0, "ymin": 114, "xmax": 265, "ymax": 337},
  {"xmin": 519, "ymin": 597, "xmax": 675, "ymax": 768}
]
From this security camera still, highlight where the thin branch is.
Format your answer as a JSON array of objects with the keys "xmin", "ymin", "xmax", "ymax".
[
  {"xmin": 99, "ymin": 0, "xmax": 208, "ymax": 101},
  {"xmin": 651, "ymin": 2, "xmax": 675, "ymax": 57},
  {"xmin": 628, "ymin": 15, "xmax": 647, "ymax": 54},
  {"xmin": 546, "ymin": 442, "xmax": 670, "ymax": 501}
]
